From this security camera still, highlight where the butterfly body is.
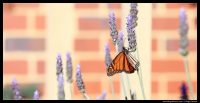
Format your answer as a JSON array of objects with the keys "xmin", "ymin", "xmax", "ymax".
[{"xmin": 107, "ymin": 47, "xmax": 139, "ymax": 76}]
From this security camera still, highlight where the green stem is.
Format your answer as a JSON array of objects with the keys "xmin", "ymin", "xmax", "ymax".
[
  {"xmin": 70, "ymin": 83, "xmax": 72, "ymax": 100},
  {"xmin": 137, "ymin": 71, "xmax": 146, "ymax": 100},
  {"xmin": 115, "ymin": 44, "xmax": 127, "ymax": 100},
  {"xmin": 135, "ymin": 48, "xmax": 146, "ymax": 100},
  {"xmin": 183, "ymin": 56, "xmax": 195, "ymax": 100},
  {"xmin": 125, "ymin": 74, "xmax": 132, "ymax": 99},
  {"xmin": 120, "ymin": 73, "xmax": 127, "ymax": 100},
  {"xmin": 83, "ymin": 93, "xmax": 90, "ymax": 100}
]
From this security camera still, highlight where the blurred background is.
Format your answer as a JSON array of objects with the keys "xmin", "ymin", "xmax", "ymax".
[{"xmin": 3, "ymin": 3, "xmax": 197, "ymax": 100}]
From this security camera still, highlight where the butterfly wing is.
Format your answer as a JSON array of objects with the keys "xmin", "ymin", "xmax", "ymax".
[
  {"xmin": 107, "ymin": 51, "xmax": 135, "ymax": 76},
  {"xmin": 126, "ymin": 53, "xmax": 140, "ymax": 71}
]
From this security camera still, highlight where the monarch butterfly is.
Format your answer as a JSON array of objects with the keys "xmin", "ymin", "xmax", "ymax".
[{"xmin": 107, "ymin": 47, "xmax": 139, "ymax": 76}]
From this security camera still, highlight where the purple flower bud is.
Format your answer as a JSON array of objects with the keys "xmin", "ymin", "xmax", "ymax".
[
  {"xmin": 11, "ymin": 78, "xmax": 22, "ymax": 100},
  {"xmin": 105, "ymin": 43, "xmax": 112, "ymax": 69},
  {"xmin": 117, "ymin": 31, "xmax": 124, "ymax": 52},
  {"xmin": 96, "ymin": 91, "xmax": 106, "ymax": 100},
  {"xmin": 33, "ymin": 90, "xmax": 39, "ymax": 100},
  {"xmin": 56, "ymin": 53, "xmax": 63, "ymax": 75},
  {"xmin": 76, "ymin": 64, "xmax": 85, "ymax": 94},
  {"xmin": 57, "ymin": 73, "xmax": 65, "ymax": 100},
  {"xmin": 66, "ymin": 52, "xmax": 73, "ymax": 83},
  {"xmin": 109, "ymin": 11, "xmax": 118, "ymax": 45}
]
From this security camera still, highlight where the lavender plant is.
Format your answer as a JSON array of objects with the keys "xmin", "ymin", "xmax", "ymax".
[
  {"xmin": 109, "ymin": 11, "xmax": 118, "ymax": 45},
  {"xmin": 127, "ymin": 3, "xmax": 138, "ymax": 52},
  {"xmin": 76, "ymin": 64, "xmax": 90, "ymax": 100},
  {"xmin": 118, "ymin": 30, "xmax": 139, "ymax": 99},
  {"xmin": 117, "ymin": 31, "xmax": 124, "ymax": 52},
  {"xmin": 66, "ymin": 52, "xmax": 73, "ymax": 83},
  {"xmin": 107, "ymin": 3, "xmax": 147, "ymax": 100},
  {"xmin": 126, "ymin": 5, "xmax": 139, "ymax": 99},
  {"xmin": 56, "ymin": 53, "xmax": 65, "ymax": 100},
  {"xmin": 66, "ymin": 52, "xmax": 73, "ymax": 99},
  {"xmin": 179, "ymin": 8, "xmax": 195, "ymax": 100},
  {"xmin": 33, "ymin": 90, "xmax": 39, "ymax": 100},
  {"xmin": 96, "ymin": 91, "xmax": 106, "ymax": 100},
  {"xmin": 56, "ymin": 53, "xmax": 63, "ymax": 76},
  {"xmin": 108, "ymin": 8, "xmax": 131, "ymax": 100},
  {"xmin": 57, "ymin": 73, "xmax": 65, "ymax": 100},
  {"xmin": 11, "ymin": 78, "xmax": 22, "ymax": 100},
  {"xmin": 179, "ymin": 8, "xmax": 189, "ymax": 56},
  {"xmin": 105, "ymin": 43, "xmax": 115, "ymax": 99},
  {"xmin": 127, "ymin": 3, "xmax": 146, "ymax": 100},
  {"xmin": 105, "ymin": 43, "xmax": 112, "ymax": 69},
  {"xmin": 116, "ymin": 31, "xmax": 128, "ymax": 100}
]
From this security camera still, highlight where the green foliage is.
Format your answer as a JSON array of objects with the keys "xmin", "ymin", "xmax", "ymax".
[{"xmin": 3, "ymin": 84, "xmax": 39, "ymax": 100}]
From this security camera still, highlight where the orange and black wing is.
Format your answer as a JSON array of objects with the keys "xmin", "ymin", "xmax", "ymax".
[{"xmin": 107, "ymin": 51, "xmax": 135, "ymax": 76}]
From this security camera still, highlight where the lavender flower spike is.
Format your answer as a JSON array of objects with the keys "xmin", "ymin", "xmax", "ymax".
[
  {"xmin": 117, "ymin": 31, "xmax": 124, "ymax": 53},
  {"xmin": 56, "ymin": 53, "xmax": 63, "ymax": 75},
  {"xmin": 33, "ymin": 90, "xmax": 39, "ymax": 100},
  {"xmin": 76, "ymin": 64, "xmax": 85, "ymax": 94},
  {"xmin": 179, "ymin": 8, "xmax": 189, "ymax": 56},
  {"xmin": 66, "ymin": 52, "xmax": 73, "ymax": 83},
  {"xmin": 58, "ymin": 73, "xmax": 65, "ymax": 100},
  {"xmin": 105, "ymin": 43, "xmax": 112, "ymax": 69},
  {"xmin": 109, "ymin": 11, "xmax": 118, "ymax": 45},
  {"xmin": 11, "ymin": 78, "xmax": 22, "ymax": 100},
  {"xmin": 127, "ymin": 3, "xmax": 138, "ymax": 52},
  {"xmin": 96, "ymin": 91, "xmax": 106, "ymax": 100}
]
